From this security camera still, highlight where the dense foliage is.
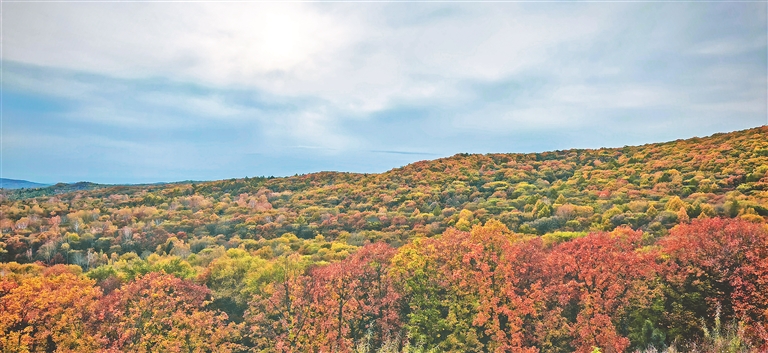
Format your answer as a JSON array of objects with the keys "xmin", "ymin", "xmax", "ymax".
[{"xmin": 1, "ymin": 127, "xmax": 766, "ymax": 351}]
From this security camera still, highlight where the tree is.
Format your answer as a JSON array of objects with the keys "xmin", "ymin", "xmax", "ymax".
[
  {"xmin": 246, "ymin": 254, "xmax": 315, "ymax": 352},
  {"xmin": 0, "ymin": 265, "xmax": 102, "ymax": 352},
  {"xmin": 308, "ymin": 242, "xmax": 402, "ymax": 351},
  {"xmin": 539, "ymin": 228, "xmax": 659, "ymax": 353},
  {"xmin": 202, "ymin": 248, "xmax": 271, "ymax": 322},
  {"xmin": 660, "ymin": 218, "xmax": 768, "ymax": 346},
  {"xmin": 94, "ymin": 272, "xmax": 242, "ymax": 352},
  {"xmin": 247, "ymin": 244, "xmax": 403, "ymax": 353},
  {"xmin": 391, "ymin": 221, "xmax": 542, "ymax": 352}
]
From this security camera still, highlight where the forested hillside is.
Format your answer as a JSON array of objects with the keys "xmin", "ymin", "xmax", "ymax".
[
  {"xmin": 0, "ymin": 178, "xmax": 50, "ymax": 190},
  {"xmin": 1, "ymin": 127, "xmax": 767, "ymax": 352}
]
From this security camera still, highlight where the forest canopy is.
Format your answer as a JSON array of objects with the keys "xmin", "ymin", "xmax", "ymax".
[{"xmin": 1, "ymin": 127, "xmax": 767, "ymax": 352}]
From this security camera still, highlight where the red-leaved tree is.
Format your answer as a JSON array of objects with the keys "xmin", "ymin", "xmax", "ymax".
[
  {"xmin": 309, "ymin": 242, "xmax": 402, "ymax": 352},
  {"xmin": 93, "ymin": 272, "xmax": 242, "ymax": 352},
  {"xmin": 540, "ymin": 227, "xmax": 659, "ymax": 352},
  {"xmin": 247, "ymin": 243, "xmax": 402, "ymax": 352},
  {"xmin": 660, "ymin": 218, "xmax": 768, "ymax": 345}
]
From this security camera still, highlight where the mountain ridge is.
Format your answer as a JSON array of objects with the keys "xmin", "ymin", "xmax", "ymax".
[
  {"xmin": 0, "ymin": 178, "xmax": 51, "ymax": 190},
  {"xmin": 1, "ymin": 126, "xmax": 766, "ymax": 351},
  {"xmin": 2, "ymin": 126, "xmax": 765, "ymax": 238},
  {"xmin": 5, "ymin": 126, "xmax": 765, "ymax": 198}
]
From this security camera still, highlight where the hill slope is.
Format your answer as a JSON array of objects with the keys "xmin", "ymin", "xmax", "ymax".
[
  {"xmin": 1, "ymin": 127, "xmax": 766, "ymax": 352},
  {"xmin": 1, "ymin": 126, "xmax": 766, "ymax": 254},
  {"xmin": 0, "ymin": 178, "xmax": 50, "ymax": 190}
]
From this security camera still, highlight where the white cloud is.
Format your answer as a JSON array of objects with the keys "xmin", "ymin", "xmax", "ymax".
[
  {"xmin": 264, "ymin": 109, "xmax": 359, "ymax": 152},
  {"xmin": 4, "ymin": 3, "xmax": 618, "ymax": 114},
  {"xmin": 552, "ymin": 85, "xmax": 678, "ymax": 109},
  {"xmin": 5, "ymin": 3, "xmax": 356, "ymax": 84},
  {"xmin": 694, "ymin": 37, "xmax": 766, "ymax": 56},
  {"xmin": 448, "ymin": 100, "xmax": 594, "ymax": 136},
  {"xmin": 137, "ymin": 92, "xmax": 250, "ymax": 120},
  {"xmin": 4, "ymin": 2, "xmax": 766, "ymax": 182}
]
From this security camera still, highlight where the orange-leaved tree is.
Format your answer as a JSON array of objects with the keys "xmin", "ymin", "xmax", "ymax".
[
  {"xmin": 0, "ymin": 265, "xmax": 102, "ymax": 352},
  {"xmin": 391, "ymin": 220, "xmax": 543, "ymax": 352},
  {"xmin": 93, "ymin": 272, "xmax": 243, "ymax": 352}
]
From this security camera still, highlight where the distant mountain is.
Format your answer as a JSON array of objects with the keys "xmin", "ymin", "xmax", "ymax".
[
  {"xmin": 0, "ymin": 178, "xmax": 50, "ymax": 190},
  {"xmin": 2, "ymin": 180, "xmax": 200, "ymax": 200},
  {"xmin": 3, "ymin": 181, "xmax": 107, "ymax": 199}
]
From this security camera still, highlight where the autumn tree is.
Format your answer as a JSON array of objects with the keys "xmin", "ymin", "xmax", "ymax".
[
  {"xmin": 246, "ymin": 254, "xmax": 316, "ymax": 352},
  {"xmin": 539, "ymin": 228, "xmax": 660, "ymax": 352},
  {"xmin": 93, "ymin": 272, "xmax": 242, "ymax": 352},
  {"xmin": 659, "ymin": 218, "xmax": 768, "ymax": 346},
  {"xmin": 308, "ymin": 242, "xmax": 402, "ymax": 352},
  {"xmin": 391, "ymin": 221, "xmax": 543, "ymax": 352},
  {"xmin": 247, "ymin": 244, "xmax": 403, "ymax": 352},
  {"xmin": 0, "ymin": 265, "xmax": 102, "ymax": 352}
]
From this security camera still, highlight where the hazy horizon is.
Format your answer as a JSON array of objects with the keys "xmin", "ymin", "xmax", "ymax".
[
  {"xmin": 2, "ymin": 126, "xmax": 764, "ymax": 186},
  {"xmin": 4, "ymin": 2, "xmax": 767, "ymax": 184}
]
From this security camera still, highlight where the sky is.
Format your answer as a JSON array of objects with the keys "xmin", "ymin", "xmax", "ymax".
[{"xmin": 3, "ymin": 1, "xmax": 767, "ymax": 184}]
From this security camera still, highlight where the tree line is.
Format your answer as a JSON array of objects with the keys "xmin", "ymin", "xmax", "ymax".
[{"xmin": 1, "ymin": 217, "xmax": 766, "ymax": 352}]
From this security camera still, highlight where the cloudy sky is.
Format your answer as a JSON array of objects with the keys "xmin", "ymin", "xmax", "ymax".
[{"xmin": 3, "ymin": 2, "xmax": 767, "ymax": 184}]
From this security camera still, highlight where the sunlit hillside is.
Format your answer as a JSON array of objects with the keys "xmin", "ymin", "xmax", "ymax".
[
  {"xmin": 4, "ymin": 126, "xmax": 766, "ymax": 248},
  {"xmin": 1, "ymin": 127, "xmax": 767, "ymax": 352}
]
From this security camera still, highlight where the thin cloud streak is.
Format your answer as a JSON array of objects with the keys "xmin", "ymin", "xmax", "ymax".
[{"xmin": 370, "ymin": 150, "xmax": 439, "ymax": 156}]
